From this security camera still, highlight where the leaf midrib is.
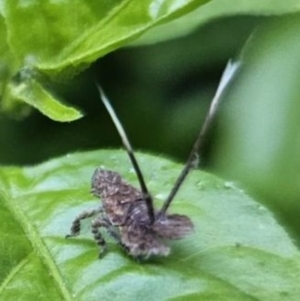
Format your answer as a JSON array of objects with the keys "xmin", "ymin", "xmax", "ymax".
[{"xmin": 0, "ymin": 187, "xmax": 74, "ymax": 301}]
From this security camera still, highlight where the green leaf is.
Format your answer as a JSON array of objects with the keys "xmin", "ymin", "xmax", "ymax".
[
  {"xmin": 8, "ymin": 71, "xmax": 83, "ymax": 122},
  {"xmin": 133, "ymin": 0, "xmax": 300, "ymax": 45},
  {"xmin": 0, "ymin": 12, "xmax": 20, "ymax": 115},
  {"xmin": 0, "ymin": 0, "xmax": 209, "ymax": 120},
  {"xmin": 0, "ymin": 150, "xmax": 299, "ymax": 300},
  {"xmin": 2, "ymin": 0, "xmax": 209, "ymax": 72}
]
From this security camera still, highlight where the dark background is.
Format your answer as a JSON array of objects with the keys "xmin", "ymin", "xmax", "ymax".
[{"xmin": 0, "ymin": 16, "xmax": 257, "ymax": 165}]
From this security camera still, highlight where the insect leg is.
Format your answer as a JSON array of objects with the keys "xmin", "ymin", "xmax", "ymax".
[
  {"xmin": 91, "ymin": 216, "xmax": 131, "ymax": 257},
  {"xmin": 91, "ymin": 216, "xmax": 111, "ymax": 258},
  {"xmin": 106, "ymin": 226, "xmax": 130, "ymax": 255},
  {"xmin": 66, "ymin": 207, "xmax": 102, "ymax": 238}
]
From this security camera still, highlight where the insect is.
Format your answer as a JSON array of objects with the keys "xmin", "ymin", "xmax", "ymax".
[{"xmin": 66, "ymin": 61, "xmax": 240, "ymax": 260}]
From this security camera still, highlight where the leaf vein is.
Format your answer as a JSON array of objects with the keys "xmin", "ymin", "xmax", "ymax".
[{"xmin": 1, "ymin": 192, "xmax": 74, "ymax": 301}]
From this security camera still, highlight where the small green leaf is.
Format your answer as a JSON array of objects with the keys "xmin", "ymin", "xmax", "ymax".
[
  {"xmin": 9, "ymin": 74, "xmax": 83, "ymax": 122},
  {"xmin": 0, "ymin": 150, "xmax": 299, "ymax": 300}
]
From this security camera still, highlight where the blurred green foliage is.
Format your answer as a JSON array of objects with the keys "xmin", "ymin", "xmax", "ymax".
[
  {"xmin": 211, "ymin": 15, "xmax": 300, "ymax": 245},
  {"xmin": 0, "ymin": 1, "xmax": 299, "ymax": 250}
]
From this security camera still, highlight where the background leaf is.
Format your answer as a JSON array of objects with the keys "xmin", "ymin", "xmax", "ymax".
[
  {"xmin": 133, "ymin": 0, "xmax": 300, "ymax": 45},
  {"xmin": 2, "ymin": 0, "xmax": 299, "ymax": 121},
  {"xmin": 0, "ymin": 150, "xmax": 299, "ymax": 300},
  {"xmin": 210, "ymin": 15, "xmax": 300, "ymax": 242},
  {"xmin": 0, "ymin": 0, "xmax": 209, "ymax": 120},
  {"xmin": 2, "ymin": 0, "xmax": 210, "ymax": 72}
]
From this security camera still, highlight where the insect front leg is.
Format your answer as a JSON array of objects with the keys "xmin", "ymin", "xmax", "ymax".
[{"xmin": 66, "ymin": 207, "xmax": 102, "ymax": 238}]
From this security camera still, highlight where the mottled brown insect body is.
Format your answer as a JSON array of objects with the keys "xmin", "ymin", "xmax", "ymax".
[
  {"xmin": 66, "ymin": 61, "xmax": 239, "ymax": 260},
  {"xmin": 91, "ymin": 168, "xmax": 142, "ymax": 225},
  {"xmin": 90, "ymin": 168, "xmax": 193, "ymax": 258}
]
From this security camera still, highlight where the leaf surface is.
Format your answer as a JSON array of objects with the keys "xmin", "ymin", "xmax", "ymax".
[{"xmin": 0, "ymin": 150, "xmax": 299, "ymax": 300}]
